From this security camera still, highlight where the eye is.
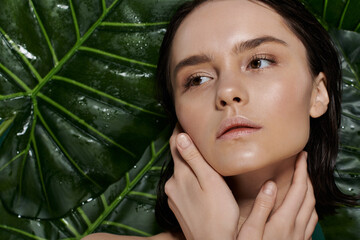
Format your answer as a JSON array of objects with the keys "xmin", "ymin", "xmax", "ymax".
[
  {"xmin": 248, "ymin": 55, "xmax": 275, "ymax": 69},
  {"xmin": 185, "ymin": 74, "xmax": 212, "ymax": 88}
]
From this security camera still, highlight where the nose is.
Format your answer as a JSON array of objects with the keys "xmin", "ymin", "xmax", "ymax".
[{"xmin": 215, "ymin": 76, "xmax": 247, "ymax": 109}]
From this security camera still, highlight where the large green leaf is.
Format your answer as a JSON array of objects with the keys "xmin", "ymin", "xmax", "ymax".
[
  {"xmin": 320, "ymin": 28, "xmax": 360, "ymax": 240},
  {"xmin": 0, "ymin": 0, "xmax": 182, "ymax": 220},
  {"xmin": 0, "ymin": 0, "xmax": 359, "ymax": 239},
  {"xmin": 0, "ymin": 127, "xmax": 171, "ymax": 239},
  {"xmin": 303, "ymin": 0, "xmax": 360, "ymax": 32}
]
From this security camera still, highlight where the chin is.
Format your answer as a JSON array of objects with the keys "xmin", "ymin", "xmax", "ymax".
[{"xmin": 208, "ymin": 149, "xmax": 300, "ymax": 177}]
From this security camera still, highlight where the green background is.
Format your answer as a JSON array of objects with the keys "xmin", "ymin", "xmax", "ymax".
[{"xmin": 0, "ymin": 0, "xmax": 359, "ymax": 239}]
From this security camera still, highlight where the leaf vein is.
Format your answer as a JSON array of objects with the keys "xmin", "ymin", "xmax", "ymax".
[
  {"xmin": 338, "ymin": 0, "xmax": 350, "ymax": 29},
  {"xmin": 31, "ymin": 0, "xmax": 122, "ymax": 95},
  {"xmin": 80, "ymin": 141, "xmax": 169, "ymax": 236},
  {"xmin": 52, "ymin": 75, "xmax": 166, "ymax": 117},
  {"xmin": 0, "ymin": 224, "xmax": 47, "ymax": 240},
  {"xmin": 36, "ymin": 106, "xmax": 102, "ymax": 188},
  {"xmin": 29, "ymin": 0, "xmax": 58, "ymax": 65},
  {"xmin": 0, "ymin": 63, "xmax": 31, "ymax": 92},
  {"xmin": 100, "ymin": 21, "xmax": 169, "ymax": 27},
  {"xmin": 128, "ymin": 191, "xmax": 157, "ymax": 200},
  {"xmin": 101, "ymin": 221, "xmax": 151, "ymax": 237},
  {"xmin": 69, "ymin": 0, "xmax": 80, "ymax": 41},
  {"xmin": 78, "ymin": 46, "xmax": 157, "ymax": 68},
  {"xmin": 38, "ymin": 93, "xmax": 136, "ymax": 158},
  {"xmin": 61, "ymin": 218, "xmax": 80, "ymax": 237},
  {"xmin": 78, "ymin": 207, "xmax": 92, "ymax": 227},
  {"xmin": 0, "ymin": 27, "xmax": 43, "ymax": 83},
  {"xmin": 31, "ymin": 136, "xmax": 51, "ymax": 209}
]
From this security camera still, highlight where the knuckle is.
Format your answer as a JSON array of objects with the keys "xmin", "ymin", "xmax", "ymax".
[
  {"xmin": 255, "ymin": 196, "xmax": 274, "ymax": 210},
  {"xmin": 183, "ymin": 148, "xmax": 200, "ymax": 162}
]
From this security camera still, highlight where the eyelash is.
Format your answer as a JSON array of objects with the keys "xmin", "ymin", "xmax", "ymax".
[
  {"xmin": 184, "ymin": 73, "xmax": 212, "ymax": 89},
  {"xmin": 183, "ymin": 54, "xmax": 277, "ymax": 89},
  {"xmin": 247, "ymin": 54, "xmax": 276, "ymax": 70}
]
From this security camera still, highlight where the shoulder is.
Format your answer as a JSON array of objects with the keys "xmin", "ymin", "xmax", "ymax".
[{"xmin": 81, "ymin": 232, "xmax": 184, "ymax": 240}]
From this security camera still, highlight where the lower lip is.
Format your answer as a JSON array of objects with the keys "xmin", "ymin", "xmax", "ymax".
[{"xmin": 218, "ymin": 127, "xmax": 261, "ymax": 140}]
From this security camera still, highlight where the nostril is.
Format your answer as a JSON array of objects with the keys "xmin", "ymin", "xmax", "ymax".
[
  {"xmin": 233, "ymin": 97, "xmax": 240, "ymax": 102},
  {"xmin": 220, "ymin": 100, "xmax": 227, "ymax": 106}
]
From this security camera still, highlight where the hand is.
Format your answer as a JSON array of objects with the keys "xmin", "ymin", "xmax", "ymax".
[
  {"xmin": 238, "ymin": 151, "xmax": 318, "ymax": 240},
  {"xmin": 165, "ymin": 125, "xmax": 239, "ymax": 240}
]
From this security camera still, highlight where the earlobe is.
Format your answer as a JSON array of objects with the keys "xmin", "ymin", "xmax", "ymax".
[{"xmin": 310, "ymin": 72, "xmax": 329, "ymax": 118}]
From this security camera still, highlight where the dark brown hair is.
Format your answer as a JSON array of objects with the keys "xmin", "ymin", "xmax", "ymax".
[{"xmin": 155, "ymin": 0, "xmax": 359, "ymax": 232}]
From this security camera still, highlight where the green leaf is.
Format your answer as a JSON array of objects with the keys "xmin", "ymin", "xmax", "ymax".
[
  {"xmin": 319, "ymin": 28, "xmax": 360, "ymax": 240},
  {"xmin": 302, "ymin": 0, "xmax": 360, "ymax": 32},
  {"xmin": 0, "ymin": 128, "xmax": 171, "ymax": 239},
  {"xmin": 0, "ymin": 0, "xmax": 359, "ymax": 239},
  {"xmin": 0, "ymin": 0, "xmax": 187, "ymax": 220}
]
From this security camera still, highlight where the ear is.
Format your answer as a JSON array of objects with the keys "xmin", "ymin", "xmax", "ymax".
[{"xmin": 310, "ymin": 72, "xmax": 329, "ymax": 118}]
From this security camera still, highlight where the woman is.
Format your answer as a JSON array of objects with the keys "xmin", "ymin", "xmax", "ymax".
[{"xmin": 83, "ymin": 0, "xmax": 358, "ymax": 239}]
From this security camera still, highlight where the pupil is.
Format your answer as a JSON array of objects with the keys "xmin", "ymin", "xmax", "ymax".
[
  {"xmin": 193, "ymin": 77, "xmax": 201, "ymax": 85},
  {"xmin": 252, "ymin": 60, "xmax": 261, "ymax": 68}
]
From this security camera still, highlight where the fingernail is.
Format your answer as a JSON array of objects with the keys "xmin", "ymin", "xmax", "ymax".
[
  {"xmin": 177, "ymin": 134, "xmax": 191, "ymax": 149},
  {"xmin": 263, "ymin": 181, "xmax": 276, "ymax": 196}
]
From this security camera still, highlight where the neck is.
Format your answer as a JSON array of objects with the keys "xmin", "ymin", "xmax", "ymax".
[{"xmin": 225, "ymin": 156, "xmax": 297, "ymax": 227}]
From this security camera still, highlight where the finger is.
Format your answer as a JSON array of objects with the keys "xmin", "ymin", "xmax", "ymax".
[
  {"xmin": 295, "ymin": 177, "xmax": 316, "ymax": 234},
  {"xmin": 304, "ymin": 209, "xmax": 318, "ymax": 240},
  {"xmin": 176, "ymin": 133, "xmax": 218, "ymax": 185},
  {"xmin": 275, "ymin": 151, "xmax": 308, "ymax": 219},
  {"xmin": 170, "ymin": 124, "xmax": 193, "ymax": 174},
  {"xmin": 167, "ymin": 197, "xmax": 192, "ymax": 239},
  {"xmin": 240, "ymin": 181, "xmax": 277, "ymax": 239}
]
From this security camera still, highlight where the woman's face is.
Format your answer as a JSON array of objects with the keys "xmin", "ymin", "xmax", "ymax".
[{"xmin": 170, "ymin": 0, "xmax": 326, "ymax": 176}]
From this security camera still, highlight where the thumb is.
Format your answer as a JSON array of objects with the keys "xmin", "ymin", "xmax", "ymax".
[{"xmin": 239, "ymin": 181, "xmax": 277, "ymax": 239}]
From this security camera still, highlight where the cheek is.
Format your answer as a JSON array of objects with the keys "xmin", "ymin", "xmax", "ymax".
[
  {"xmin": 263, "ymin": 75, "xmax": 313, "ymax": 155},
  {"xmin": 175, "ymin": 96, "xmax": 215, "ymax": 164},
  {"xmin": 175, "ymin": 97, "xmax": 210, "ymax": 139}
]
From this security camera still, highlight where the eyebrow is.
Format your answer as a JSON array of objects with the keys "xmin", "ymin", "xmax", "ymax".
[
  {"xmin": 232, "ymin": 36, "xmax": 288, "ymax": 54},
  {"xmin": 173, "ymin": 54, "xmax": 212, "ymax": 77},
  {"xmin": 173, "ymin": 36, "xmax": 287, "ymax": 76}
]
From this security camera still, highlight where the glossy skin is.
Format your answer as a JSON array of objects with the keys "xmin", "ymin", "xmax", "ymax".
[
  {"xmin": 171, "ymin": 0, "xmax": 328, "ymax": 177},
  {"xmin": 83, "ymin": 0, "xmax": 329, "ymax": 239}
]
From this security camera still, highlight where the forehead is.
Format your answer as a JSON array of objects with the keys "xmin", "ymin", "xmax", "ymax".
[{"xmin": 170, "ymin": 0, "xmax": 303, "ymax": 67}]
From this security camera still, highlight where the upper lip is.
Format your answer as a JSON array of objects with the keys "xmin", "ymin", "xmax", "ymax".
[{"xmin": 216, "ymin": 116, "xmax": 262, "ymax": 138}]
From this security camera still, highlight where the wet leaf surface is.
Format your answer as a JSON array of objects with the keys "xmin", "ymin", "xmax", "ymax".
[{"xmin": 0, "ymin": 0, "xmax": 359, "ymax": 239}]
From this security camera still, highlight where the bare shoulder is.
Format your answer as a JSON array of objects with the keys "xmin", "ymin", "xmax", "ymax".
[{"xmin": 81, "ymin": 232, "xmax": 184, "ymax": 240}]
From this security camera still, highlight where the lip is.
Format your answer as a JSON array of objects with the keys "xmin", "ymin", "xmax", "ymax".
[{"xmin": 216, "ymin": 116, "xmax": 262, "ymax": 140}]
